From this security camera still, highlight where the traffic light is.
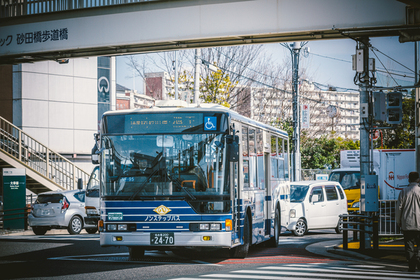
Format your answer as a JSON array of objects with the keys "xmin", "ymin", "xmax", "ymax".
[{"xmin": 386, "ymin": 91, "xmax": 402, "ymax": 124}]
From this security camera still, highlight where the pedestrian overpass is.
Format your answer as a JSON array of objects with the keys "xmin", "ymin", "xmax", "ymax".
[
  {"xmin": 0, "ymin": 0, "xmax": 419, "ymax": 64},
  {"xmin": 0, "ymin": 0, "xmax": 419, "ymax": 193}
]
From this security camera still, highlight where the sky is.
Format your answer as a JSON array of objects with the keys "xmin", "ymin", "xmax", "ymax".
[{"xmin": 116, "ymin": 36, "xmax": 416, "ymax": 94}]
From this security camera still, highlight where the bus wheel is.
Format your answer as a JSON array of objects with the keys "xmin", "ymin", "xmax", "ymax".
[
  {"xmin": 229, "ymin": 215, "xmax": 250, "ymax": 258},
  {"xmin": 267, "ymin": 208, "xmax": 280, "ymax": 247},
  {"xmin": 293, "ymin": 218, "xmax": 307, "ymax": 236},
  {"xmin": 129, "ymin": 247, "xmax": 145, "ymax": 260}
]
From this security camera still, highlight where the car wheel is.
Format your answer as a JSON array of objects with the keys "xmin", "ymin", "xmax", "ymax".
[
  {"xmin": 267, "ymin": 207, "xmax": 280, "ymax": 247},
  {"xmin": 335, "ymin": 217, "xmax": 343, "ymax": 234},
  {"xmin": 129, "ymin": 247, "xmax": 145, "ymax": 260},
  {"xmin": 67, "ymin": 216, "xmax": 83, "ymax": 235},
  {"xmin": 86, "ymin": 228, "xmax": 98, "ymax": 234},
  {"xmin": 32, "ymin": 227, "xmax": 48, "ymax": 235},
  {"xmin": 293, "ymin": 218, "xmax": 307, "ymax": 236}
]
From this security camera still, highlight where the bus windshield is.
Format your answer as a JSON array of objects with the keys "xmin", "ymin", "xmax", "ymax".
[{"xmin": 101, "ymin": 133, "xmax": 229, "ymax": 200}]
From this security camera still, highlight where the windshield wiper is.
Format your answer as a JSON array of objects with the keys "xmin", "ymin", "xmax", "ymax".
[{"xmin": 129, "ymin": 169, "xmax": 159, "ymax": 200}]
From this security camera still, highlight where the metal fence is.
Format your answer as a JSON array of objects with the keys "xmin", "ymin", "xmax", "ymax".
[{"xmin": 379, "ymin": 200, "xmax": 401, "ymax": 236}]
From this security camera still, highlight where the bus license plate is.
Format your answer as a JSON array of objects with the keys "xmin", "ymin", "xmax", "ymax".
[{"xmin": 150, "ymin": 232, "xmax": 174, "ymax": 245}]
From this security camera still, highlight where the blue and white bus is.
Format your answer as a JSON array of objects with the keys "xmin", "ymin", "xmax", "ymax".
[{"xmin": 95, "ymin": 101, "xmax": 290, "ymax": 259}]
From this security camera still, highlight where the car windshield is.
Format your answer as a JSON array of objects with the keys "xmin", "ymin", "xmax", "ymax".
[
  {"xmin": 329, "ymin": 171, "xmax": 360, "ymax": 190},
  {"xmin": 290, "ymin": 185, "xmax": 309, "ymax": 202},
  {"xmin": 100, "ymin": 133, "xmax": 229, "ymax": 200}
]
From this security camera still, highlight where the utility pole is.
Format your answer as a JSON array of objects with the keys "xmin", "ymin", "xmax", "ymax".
[
  {"xmin": 291, "ymin": 42, "xmax": 301, "ymax": 181},
  {"xmin": 358, "ymin": 38, "xmax": 370, "ymax": 180},
  {"xmin": 280, "ymin": 41, "xmax": 308, "ymax": 181},
  {"xmin": 194, "ymin": 49, "xmax": 201, "ymax": 104},
  {"xmin": 174, "ymin": 51, "xmax": 179, "ymax": 100},
  {"xmin": 290, "ymin": 42, "xmax": 305, "ymax": 181}
]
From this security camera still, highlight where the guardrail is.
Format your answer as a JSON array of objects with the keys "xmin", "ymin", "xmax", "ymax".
[
  {"xmin": 1, "ymin": 0, "xmax": 161, "ymax": 18},
  {"xmin": 0, "ymin": 207, "xmax": 31, "ymax": 230},
  {"xmin": 0, "ymin": 115, "xmax": 90, "ymax": 191},
  {"xmin": 340, "ymin": 214, "xmax": 379, "ymax": 251}
]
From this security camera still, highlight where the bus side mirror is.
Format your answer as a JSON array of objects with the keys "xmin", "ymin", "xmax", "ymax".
[
  {"xmin": 226, "ymin": 135, "xmax": 239, "ymax": 162},
  {"xmin": 77, "ymin": 178, "xmax": 83, "ymax": 190},
  {"xmin": 91, "ymin": 143, "xmax": 99, "ymax": 164}
]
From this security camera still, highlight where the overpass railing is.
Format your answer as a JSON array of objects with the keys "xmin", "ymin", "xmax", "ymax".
[
  {"xmin": 0, "ymin": 115, "xmax": 90, "ymax": 191},
  {"xmin": 1, "ymin": 0, "xmax": 162, "ymax": 18}
]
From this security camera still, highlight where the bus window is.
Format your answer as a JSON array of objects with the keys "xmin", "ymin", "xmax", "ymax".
[
  {"xmin": 256, "ymin": 129, "xmax": 264, "ymax": 189},
  {"xmin": 278, "ymin": 158, "xmax": 285, "ymax": 179},
  {"xmin": 242, "ymin": 126, "xmax": 249, "ymax": 188},
  {"xmin": 279, "ymin": 139, "xmax": 284, "ymax": 158},
  {"xmin": 248, "ymin": 129, "xmax": 256, "ymax": 189},
  {"xmin": 271, "ymin": 135, "xmax": 278, "ymax": 178},
  {"xmin": 242, "ymin": 126, "xmax": 248, "ymax": 157}
]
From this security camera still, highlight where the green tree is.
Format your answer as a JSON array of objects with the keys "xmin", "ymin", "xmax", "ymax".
[
  {"xmin": 300, "ymin": 134, "xmax": 360, "ymax": 169},
  {"xmin": 379, "ymin": 91, "xmax": 415, "ymax": 149},
  {"xmin": 200, "ymin": 68, "xmax": 238, "ymax": 108}
]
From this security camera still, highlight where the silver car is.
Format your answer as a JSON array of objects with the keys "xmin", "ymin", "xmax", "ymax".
[{"xmin": 28, "ymin": 189, "xmax": 97, "ymax": 235}]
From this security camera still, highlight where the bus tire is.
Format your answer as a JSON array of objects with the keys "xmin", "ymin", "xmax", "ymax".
[
  {"xmin": 86, "ymin": 228, "xmax": 98, "ymax": 234},
  {"xmin": 229, "ymin": 214, "xmax": 250, "ymax": 258},
  {"xmin": 267, "ymin": 207, "xmax": 280, "ymax": 247},
  {"xmin": 129, "ymin": 246, "xmax": 145, "ymax": 260}
]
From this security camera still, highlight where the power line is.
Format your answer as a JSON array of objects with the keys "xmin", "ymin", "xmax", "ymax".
[{"xmin": 202, "ymin": 58, "xmax": 359, "ymax": 113}]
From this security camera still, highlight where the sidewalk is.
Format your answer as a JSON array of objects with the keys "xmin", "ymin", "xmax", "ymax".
[{"xmin": 306, "ymin": 237, "xmax": 409, "ymax": 270}]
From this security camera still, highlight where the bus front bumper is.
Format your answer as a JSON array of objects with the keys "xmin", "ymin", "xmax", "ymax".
[{"xmin": 100, "ymin": 231, "xmax": 233, "ymax": 248}]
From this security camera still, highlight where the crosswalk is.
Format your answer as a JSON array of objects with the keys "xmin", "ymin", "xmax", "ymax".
[{"xmin": 168, "ymin": 263, "xmax": 419, "ymax": 280}]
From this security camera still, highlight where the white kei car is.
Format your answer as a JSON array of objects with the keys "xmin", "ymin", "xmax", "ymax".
[{"xmin": 287, "ymin": 181, "xmax": 348, "ymax": 236}]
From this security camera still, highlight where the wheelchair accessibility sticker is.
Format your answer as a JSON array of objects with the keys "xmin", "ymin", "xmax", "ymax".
[{"xmin": 204, "ymin": 117, "xmax": 217, "ymax": 131}]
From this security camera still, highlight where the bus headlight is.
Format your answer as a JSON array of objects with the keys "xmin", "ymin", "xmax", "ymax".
[
  {"xmin": 290, "ymin": 209, "xmax": 296, "ymax": 218},
  {"xmin": 351, "ymin": 201, "xmax": 359, "ymax": 208},
  {"xmin": 107, "ymin": 224, "xmax": 117, "ymax": 231},
  {"xmin": 118, "ymin": 224, "xmax": 128, "ymax": 231},
  {"xmin": 200, "ymin": 224, "xmax": 210, "ymax": 230}
]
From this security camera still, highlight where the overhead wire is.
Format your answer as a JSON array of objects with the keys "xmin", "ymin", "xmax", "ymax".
[{"xmin": 201, "ymin": 58, "xmax": 359, "ymax": 113}]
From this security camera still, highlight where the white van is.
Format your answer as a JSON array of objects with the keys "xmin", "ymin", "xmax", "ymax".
[{"xmin": 287, "ymin": 181, "xmax": 348, "ymax": 236}]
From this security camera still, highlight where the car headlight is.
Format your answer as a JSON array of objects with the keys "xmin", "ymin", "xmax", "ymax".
[
  {"xmin": 290, "ymin": 209, "xmax": 296, "ymax": 218},
  {"xmin": 352, "ymin": 201, "xmax": 359, "ymax": 208}
]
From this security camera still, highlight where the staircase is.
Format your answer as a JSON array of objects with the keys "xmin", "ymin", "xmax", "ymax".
[{"xmin": 0, "ymin": 116, "xmax": 91, "ymax": 194}]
